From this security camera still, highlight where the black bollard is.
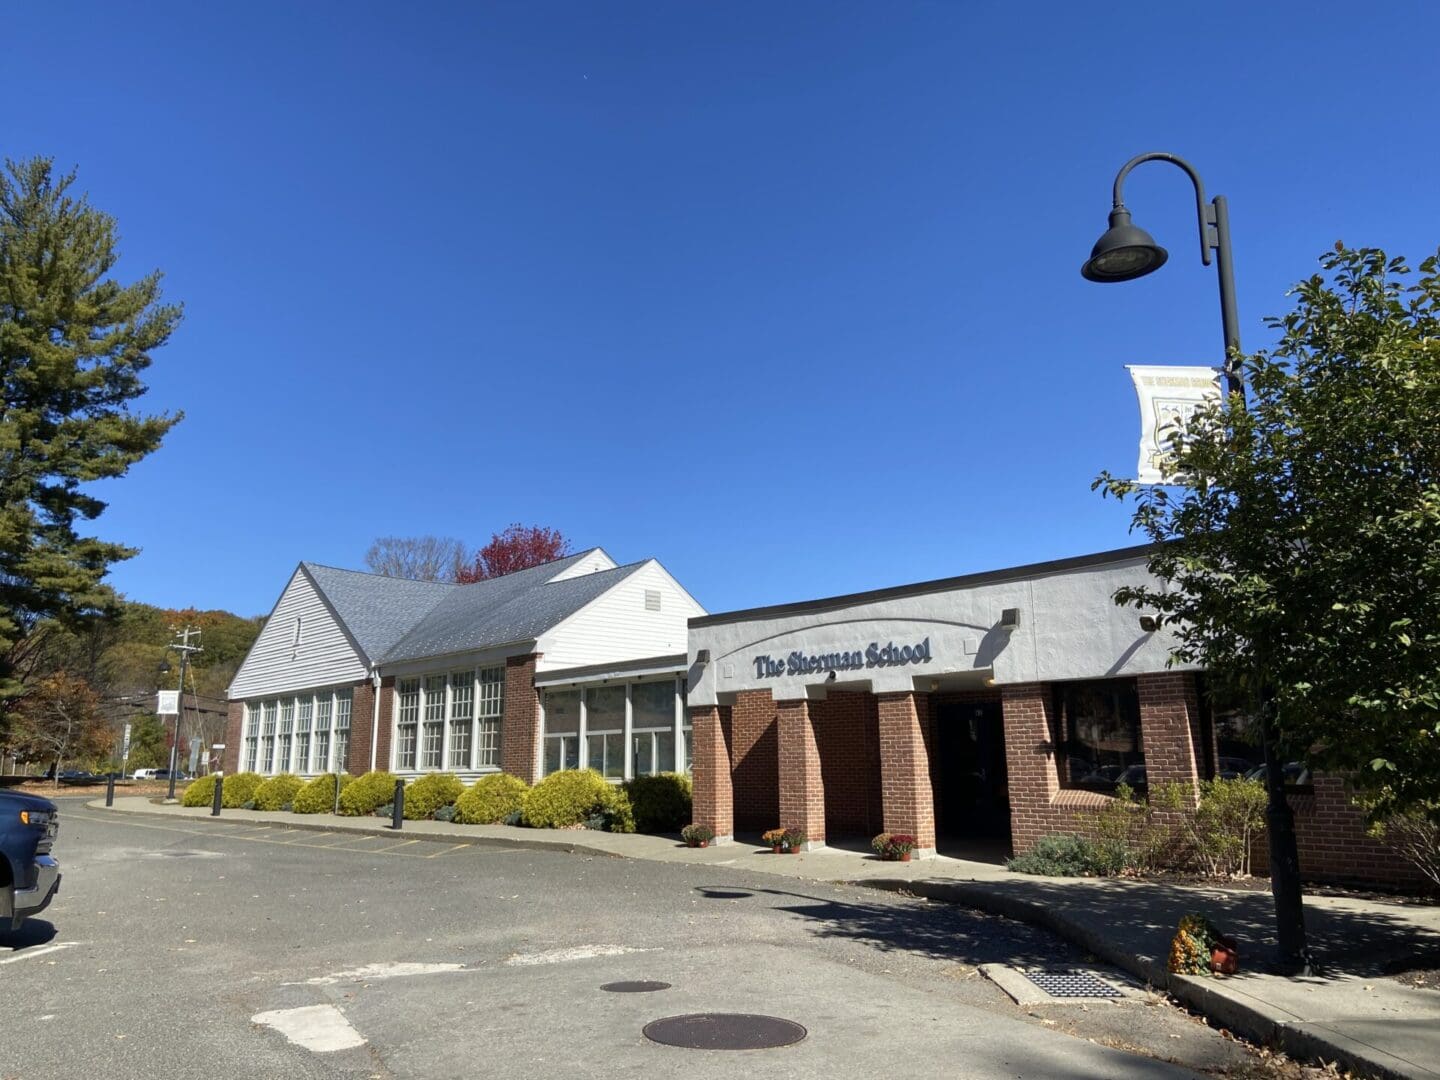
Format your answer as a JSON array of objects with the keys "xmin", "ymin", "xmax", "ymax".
[
  {"xmin": 391, "ymin": 778, "xmax": 405, "ymax": 829},
  {"xmin": 105, "ymin": 774, "xmax": 115, "ymax": 807},
  {"xmin": 212, "ymin": 773, "xmax": 224, "ymax": 816}
]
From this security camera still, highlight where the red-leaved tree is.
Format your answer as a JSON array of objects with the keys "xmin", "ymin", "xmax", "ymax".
[{"xmin": 457, "ymin": 525, "xmax": 571, "ymax": 583}]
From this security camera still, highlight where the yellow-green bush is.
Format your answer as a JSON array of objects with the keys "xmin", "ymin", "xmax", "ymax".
[
  {"xmin": 624, "ymin": 772, "xmax": 692, "ymax": 833},
  {"xmin": 403, "ymin": 772, "xmax": 464, "ymax": 820},
  {"xmin": 292, "ymin": 773, "xmax": 352, "ymax": 814},
  {"xmin": 454, "ymin": 774, "xmax": 529, "ymax": 824},
  {"xmin": 522, "ymin": 769, "xmax": 635, "ymax": 832},
  {"xmin": 338, "ymin": 770, "xmax": 399, "ymax": 816},
  {"xmin": 253, "ymin": 773, "xmax": 304, "ymax": 811},
  {"xmin": 182, "ymin": 771, "xmax": 263, "ymax": 809}
]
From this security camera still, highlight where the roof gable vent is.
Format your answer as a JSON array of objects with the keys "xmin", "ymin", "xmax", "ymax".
[{"xmin": 644, "ymin": 589, "xmax": 662, "ymax": 612}]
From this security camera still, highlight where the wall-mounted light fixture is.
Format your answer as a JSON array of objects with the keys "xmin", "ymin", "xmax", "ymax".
[
  {"xmin": 825, "ymin": 670, "xmax": 837, "ymax": 683},
  {"xmin": 1000, "ymin": 608, "xmax": 1021, "ymax": 630},
  {"xmin": 694, "ymin": 649, "xmax": 710, "ymax": 665},
  {"xmin": 1139, "ymin": 616, "xmax": 1159, "ymax": 633}
]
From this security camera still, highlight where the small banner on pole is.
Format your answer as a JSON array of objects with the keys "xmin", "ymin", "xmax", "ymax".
[
  {"xmin": 1127, "ymin": 364, "xmax": 1221, "ymax": 483},
  {"xmin": 156, "ymin": 690, "xmax": 179, "ymax": 716}
]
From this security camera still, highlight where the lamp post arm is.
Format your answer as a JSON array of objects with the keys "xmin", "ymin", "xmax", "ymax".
[{"xmin": 1112, "ymin": 152, "xmax": 1215, "ymax": 268}]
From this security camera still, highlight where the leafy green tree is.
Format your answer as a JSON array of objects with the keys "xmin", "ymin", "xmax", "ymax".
[
  {"xmin": 0, "ymin": 157, "xmax": 182, "ymax": 720},
  {"xmin": 1097, "ymin": 245, "xmax": 1440, "ymax": 823}
]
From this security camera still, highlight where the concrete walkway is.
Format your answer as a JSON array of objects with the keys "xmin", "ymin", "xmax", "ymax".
[{"xmin": 92, "ymin": 797, "xmax": 1440, "ymax": 1079}]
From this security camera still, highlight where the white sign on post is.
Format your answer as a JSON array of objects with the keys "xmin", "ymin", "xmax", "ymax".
[
  {"xmin": 120, "ymin": 722, "xmax": 133, "ymax": 765},
  {"xmin": 156, "ymin": 690, "xmax": 179, "ymax": 716},
  {"xmin": 1127, "ymin": 365, "xmax": 1221, "ymax": 484}
]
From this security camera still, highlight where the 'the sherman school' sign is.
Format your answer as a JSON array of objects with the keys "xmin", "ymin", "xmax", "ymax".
[{"xmin": 753, "ymin": 638, "xmax": 933, "ymax": 679}]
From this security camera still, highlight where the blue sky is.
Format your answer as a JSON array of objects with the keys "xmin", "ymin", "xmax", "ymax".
[{"xmin": 6, "ymin": 2, "xmax": 1437, "ymax": 618}]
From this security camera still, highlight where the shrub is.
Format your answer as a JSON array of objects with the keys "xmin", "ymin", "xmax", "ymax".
[
  {"xmin": 454, "ymin": 773, "xmax": 529, "ymax": 824},
  {"xmin": 886, "ymin": 833, "xmax": 917, "ymax": 855},
  {"xmin": 522, "ymin": 769, "xmax": 635, "ymax": 832},
  {"xmin": 219, "ymin": 771, "xmax": 264, "ymax": 809},
  {"xmin": 624, "ymin": 772, "xmax": 692, "ymax": 833},
  {"xmin": 762, "ymin": 828, "xmax": 787, "ymax": 849},
  {"xmin": 871, "ymin": 833, "xmax": 892, "ymax": 855},
  {"xmin": 339, "ymin": 770, "xmax": 400, "ymax": 816},
  {"xmin": 180, "ymin": 775, "xmax": 217, "ymax": 807},
  {"xmin": 1374, "ymin": 809, "xmax": 1440, "ymax": 891},
  {"xmin": 253, "ymin": 773, "xmax": 304, "ymax": 812},
  {"xmin": 403, "ymin": 772, "xmax": 464, "ymax": 820},
  {"xmin": 292, "ymin": 773, "xmax": 352, "ymax": 814},
  {"xmin": 434, "ymin": 804, "xmax": 457, "ymax": 822},
  {"xmin": 680, "ymin": 824, "xmax": 713, "ymax": 846},
  {"xmin": 782, "ymin": 827, "xmax": 806, "ymax": 849},
  {"xmin": 1007, "ymin": 834, "xmax": 1124, "ymax": 877}
]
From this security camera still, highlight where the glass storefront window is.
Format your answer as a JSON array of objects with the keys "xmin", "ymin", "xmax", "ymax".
[{"xmin": 1053, "ymin": 680, "xmax": 1144, "ymax": 791}]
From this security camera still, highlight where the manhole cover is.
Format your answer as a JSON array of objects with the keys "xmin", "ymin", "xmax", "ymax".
[
  {"xmin": 643, "ymin": 1013, "xmax": 806, "ymax": 1050},
  {"xmin": 601, "ymin": 981, "xmax": 671, "ymax": 993},
  {"xmin": 1021, "ymin": 969, "xmax": 1122, "ymax": 999}
]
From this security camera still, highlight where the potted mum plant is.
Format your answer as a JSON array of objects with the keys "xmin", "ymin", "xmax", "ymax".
[
  {"xmin": 782, "ymin": 827, "xmax": 806, "ymax": 853},
  {"xmin": 871, "ymin": 833, "xmax": 893, "ymax": 860},
  {"xmin": 886, "ymin": 834, "xmax": 917, "ymax": 862},
  {"xmin": 680, "ymin": 824, "xmax": 715, "ymax": 849},
  {"xmin": 762, "ymin": 828, "xmax": 788, "ymax": 854}
]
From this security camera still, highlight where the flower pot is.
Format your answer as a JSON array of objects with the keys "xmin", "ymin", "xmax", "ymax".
[
  {"xmin": 789, "ymin": 846, "xmax": 801, "ymax": 854},
  {"xmin": 772, "ymin": 845, "xmax": 782, "ymax": 854},
  {"xmin": 899, "ymin": 851, "xmax": 912, "ymax": 862},
  {"xmin": 1210, "ymin": 938, "xmax": 1239, "ymax": 975},
  {"xmin": 698, "ymin": 840, "xmax": 709, "ymax": 848}
]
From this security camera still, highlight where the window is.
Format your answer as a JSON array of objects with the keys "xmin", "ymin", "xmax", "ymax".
[
  {"xmin": 277, "ymin": 698, "xmax": 295, "ymax": 773},
  {"xmin": 261, "ymin": 701, "xmax": 278, "ymax": 773},
  {"xmin": 543, "ymin": 689, "xmax": 580, "ymax": 776},
  {"xmin": 449, "ymin": 671, "xmax": 474, "ymax": 770},
  {"xmin": 334, "ymin": 690, "xmax": 352, "ymax": 773},
  {"xmin": 296, "ymin": 695, "xmax": 313, "ymax": 774},
  {"xmin": 1053, "ymin": 680, "xmax": 1144, "ymax": 791},
  {"xmin": 421, "ymin": 675, "xmax": 447, "ymax": 769},
  {"xmin": 585, "ymin": 685, "xmax": 626, "ymax": 779},
  {"xmin": 631, "ymin": 680, "xmax": 676, "ymax": 776},
  {"xmin": 243, "ymin": 703, "xmax": 260, "ymax": 772},
  {"xmin": 396, "ymin": 678, "xmax": 420, "ymax": 770},
  {"xmin": 476, "ymin": 666, "xmax": 503, "ymax": 768},
  {"xmin": 314, "ymin": 695, "xmax": 332, "ymax": 776}
]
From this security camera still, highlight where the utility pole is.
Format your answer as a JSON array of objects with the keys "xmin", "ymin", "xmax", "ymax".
[{"xmin": 163, "ymin": 626, "xmax": 203, "ymax": 803}]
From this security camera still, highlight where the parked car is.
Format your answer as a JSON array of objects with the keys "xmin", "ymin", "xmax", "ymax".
[
  {"xmin": 0, "ymin": 789, "xmax": 60, "ymax": 931},
  {"xmin": 131, "ymin": 769, "xmax": 160, "ymax": 781},
  {"xmin": 150, "ymin": 769, "xmax": 192, "ymax": 782},
  {"xmin": 1245, "ymin": 762, "xmax": 1312, "ymax": 786}
]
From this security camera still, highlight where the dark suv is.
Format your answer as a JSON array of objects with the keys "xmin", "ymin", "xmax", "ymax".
[{"xmin": 1, "ymin": 791, "xmax": 60, "ymax": 931}]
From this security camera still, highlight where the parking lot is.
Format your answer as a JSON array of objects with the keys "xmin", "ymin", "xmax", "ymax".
[{"xmin": 0, "ymin": 800, "xmax": 1270, "ymax": 1079}]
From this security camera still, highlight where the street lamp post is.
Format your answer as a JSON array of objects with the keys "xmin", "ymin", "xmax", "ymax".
[
  {"xmin": 159, "ymin": 627, "xmax": 203, "ymax": 804},
  {"xmin": 1081, "ymin": 152, "xmax": 1310, "ymax": 974}
]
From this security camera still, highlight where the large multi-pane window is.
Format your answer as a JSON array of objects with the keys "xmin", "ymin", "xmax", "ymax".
[
  {"xmin": 630, "ymin": 680, "xmax": 676, "ymax": 778},
  {"xmin": 476, "ymin": 667, "xmax": 503, "ymax": 768},
  {"xmin": 243, "ymin": 689, "xmax": 352, "ymax": 776},
  {"xmin": 585, "ymin": 685, "xmax": 626, "ymax": 779},
  {"xmin": 448, "ymin": 672, "xmax": 474, "ymax": 769},
  {"xmin": 421, "ymin": 675, "xmax": 447, "ymax": 768},
  {"xmin": 396, "ymin": 678, "xmax": 420, "ymax": 770},
  {"xmin": 542, "ymin": 676, "xmax": 685, "ymax": 780},
  {"xmin": 1053, "ymin": 679, "xmax": 1144, "ymax": 791},
  {"xmin": 543, "ymin": 689, "xmax": 581, "ymax": 776}
]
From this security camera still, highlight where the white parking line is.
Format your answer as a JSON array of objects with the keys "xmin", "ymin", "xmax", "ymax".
[{"xmin": 0, "ymin": 942, "xmax": 81, "ymax": 965}]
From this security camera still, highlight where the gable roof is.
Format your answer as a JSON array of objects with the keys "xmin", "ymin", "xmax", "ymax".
[
  {"xmin": 300, "ymin": 563, "xmax": 455, "ymax": 664},
  {"xmin": 378, "ymin": 557, "xmax": 648, "ymax": 664}
]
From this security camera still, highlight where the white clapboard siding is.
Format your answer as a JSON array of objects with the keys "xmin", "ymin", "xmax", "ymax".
[
  {"xmin": 546, "ymin": 548, "xmax": 617, "ymax": 581},
  {"xmin": 229, "ymin": 566, "xmax": 368, "ymax": 698},
  {"xmin": 537, "ymin": 560, "xmax": 705, "ymax": 671}
]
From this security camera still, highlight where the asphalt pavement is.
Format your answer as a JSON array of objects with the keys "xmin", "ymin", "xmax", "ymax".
[{"xmin": 0, "ymin": 798, "xmax": 1277, "ymax": 1079}]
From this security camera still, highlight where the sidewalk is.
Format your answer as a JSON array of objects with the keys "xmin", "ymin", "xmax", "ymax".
[{"xmin": 94, "ymin": 797, "xmax": 1440, "ymax": 1079}]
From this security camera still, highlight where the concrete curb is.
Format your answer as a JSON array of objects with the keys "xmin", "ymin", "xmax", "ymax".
[
  {"xmin": 855, "ymin": 877, "xmax": 1416, "ymax": 1080},
  {"xmin": 85, "ymin": 798, "xmax": 629, "ymax": 860}
]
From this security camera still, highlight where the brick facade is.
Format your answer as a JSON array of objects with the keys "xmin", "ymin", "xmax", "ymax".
[
  {"xmin": 728, "ymin": 690, "xmax": 779, "ymax": 831},
  {"xmin": 222, "ymin": 701, "xmax": 244, "ymax": 773},
  {"xmin": 810, "ymin": 690, "xmax": 883, "ymax": 837},
  {"xmin": 877, "ymin": 692, "xmax": 936, "ymax": 850},
  {"xmin": 1137, "ymin": 672, "xmax": 1203, "ymax": 792},
  {"xmin": 689, "ymin": 705, "xmax": 733, "ymax": 839},
  {"xmin": 500, "ymin": 654, "xmax": 542, "ymax": 784},
  {"xmin": 776, "ymin": 697, "xmax": 826, "ymax": 847}
]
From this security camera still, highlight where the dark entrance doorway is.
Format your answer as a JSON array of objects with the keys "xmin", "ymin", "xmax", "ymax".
[{"xmin": 934, "ymin": 701, "xmax": 1010, "ymax": 852}]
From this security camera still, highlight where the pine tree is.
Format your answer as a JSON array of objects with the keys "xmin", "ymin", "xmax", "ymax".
[{"xmin": 0, "ymin": 157, "xmax": 181, "ymax": 716}]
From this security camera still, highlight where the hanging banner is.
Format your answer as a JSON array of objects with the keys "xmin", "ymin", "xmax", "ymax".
[
  {"xmin": 1127, "ymin": 365, "xmax": 1221, "ymax": 483},
  {"xmin": 156, "ymin": 690, "xmax": 179, "ymax": 716}
]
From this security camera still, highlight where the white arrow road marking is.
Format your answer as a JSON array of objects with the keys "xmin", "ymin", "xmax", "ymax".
[
  {"xmin": 251, "ymin": 1005, "xmax": 365, "ymax": 1052},
  {"xmin": 504, "ymin": 944, "xmax": 659, "ymax": 967}
]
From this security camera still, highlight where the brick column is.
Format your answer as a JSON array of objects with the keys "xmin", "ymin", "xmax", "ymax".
[
  {"xmin": 776, "ymin": 698, "xmax": 825, "ymax": 848},
  {"xmin": 690, "ymin": 705, "xmax": 734, "ymax": 842},
  {"xmin": 347, "ymin": 676, "xmax": 393, "ymax": 775},
  {"xmin": 1001, "ymin": 683, "xmax": 1061, "ymax": 854},
  {"xmin": 877, "ymin": 692, "xmax": 937, "ymax": 855},
  {"xmin": 501, "ymin": 653, "xmax": 542, "ymax": 784},
  {"xmin": 1137, "ymin": 672, "xmax": 1202, "ymax": 794},
  {"xmin": 222, "ymin": 701, "xmax": 244, "ymax": 773}
]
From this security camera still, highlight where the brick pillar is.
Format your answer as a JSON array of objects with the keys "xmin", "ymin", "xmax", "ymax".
[
  {"xmin": 501, "ymin": 653, "xmax": 542, "ymax": 784},
  {"xmin": 347, "ymin": 677, "xmax": 392, "ymax": 774},
  {"xmin": 222, "ymin": 701, "xmax": 244, "ymax": 773},
  {"xmin": 877, "ymin": 692, "xmax": 937, "ymax": 855},
  {"xmin": 690, "ymin": 705, "xmax": 734, "ymax": 842},
  {"xmin": 1137, "ymin": 672, "xmax": 1202, "ymax": 794},
  {"xmin": 776, "ymin": 698, "xmax": 825, "ymax": 848},
  {"xmin": 1001, "ymin": 683, "xmax": 1061, "ymax": 855}
]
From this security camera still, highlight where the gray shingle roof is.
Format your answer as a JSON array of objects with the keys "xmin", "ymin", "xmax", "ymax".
[
  {"xmin": 301, "ymin": 563, "xmax": 455, "ymax": 663},
  {"xmin": 378, "ymin": 557, "xmax": 649, "ymax": 664},
  {"xmin": 300, "ymin": 549, "xmax": 638, "ymax": 667}
]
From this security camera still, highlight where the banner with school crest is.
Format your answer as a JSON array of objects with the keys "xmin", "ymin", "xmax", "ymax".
[{"xmin": 1126, "ymin": 365, "xmax": 1221, "ymax": 484}]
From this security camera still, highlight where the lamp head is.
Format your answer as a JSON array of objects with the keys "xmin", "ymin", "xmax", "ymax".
[{"xmin": 1081, "ymin": 207, "xmax": 1168, "ymax": 282}]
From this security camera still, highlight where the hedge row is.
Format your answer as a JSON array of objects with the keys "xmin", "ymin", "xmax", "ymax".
[{"xmin": 179, "ymin": 769, "xmax": 693, "ymax": 836}]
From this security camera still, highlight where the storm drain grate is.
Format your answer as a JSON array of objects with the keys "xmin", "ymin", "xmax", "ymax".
[
  {"xmin": 601, "ymin": 981, "xmax": 671, "ymax": 993},
  {"xmin": 643, "ymin": 1013, "xmax": 807, "ymax": 1050},
  {"xmin": 1021, "ymin": 969, "xmax": 1122, "ymax": 999}
]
